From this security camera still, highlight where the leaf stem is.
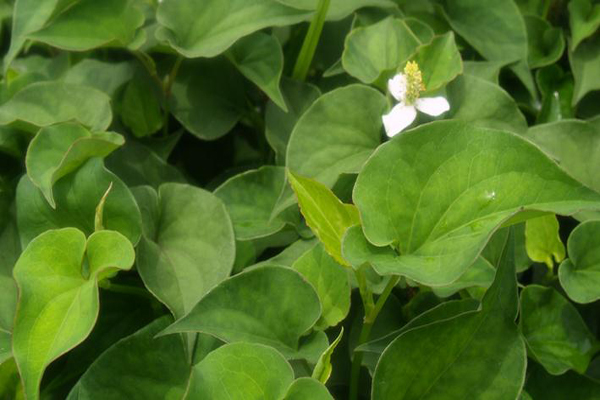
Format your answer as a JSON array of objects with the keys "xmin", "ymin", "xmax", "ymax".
[
  {"xmin": 349, "ymin": 275, "xmax": 400, "ymax": 400},
  {"xmin": 292, "ymin": 0, "xmax": 331, "ymax": 81}
]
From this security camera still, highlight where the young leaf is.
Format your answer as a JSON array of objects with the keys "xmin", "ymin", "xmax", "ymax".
[
  {"xmin": 12, "ymin": 228, "xmax": 135, "ymax": 400},
  {"xmin": 520, "ymin": 285, "xmax": 598, "ymax": 375},
  {"xmin": 352, "ymin": 120, "xmax": 600, "ymax": 286},
  {"xmin": 288, "ymin": 170, "xmax": 360, "ymax": 266},
  {"xmin": 312, "ymin": 328, "xmax": 343, "ymax": 384},
  {"xmin": 156, "ymin": 0, "xmax": 310, "ymax": 58},
  {"xmin": 413, "ymin": 31, "xmax": 462, "ymax": 93},
  {"xmin": 569, "ymin": 34, "xmax": 600, "ymax": 105},
  {"xmin": 25, "ymin": 122, "xmax": 124, "ymax": 208},
  {"xmin": 559, "ymin": 220, "xmax": 600, "ymax": 304},
  {"xmin": 525, "ymin": 214, "xmax": 565, "ymax": 268},
  {"xmin": 525, "ymin": 15, "xmax": 565, "ymax": 69},
  {"xmin": 159, "ymin": 266, "xmax": 321, "ymax": 359},
  {"xmin": 186, "ymin": 342, "xmax": 294, "ymax": 400},
  {"xmin": 0, "ymin": 82, "xmax": 112, "ymax": 131},
  {"xmin": 17, "ymin": 158, "xmax": 142, "ymax": 247},
  {"xmin": 372, "ymin": 230, "xmax": 526, "ymax": 399},
  {"xmin": 134, "ymin": 184, "xmax": 235, "ymax": 319}
]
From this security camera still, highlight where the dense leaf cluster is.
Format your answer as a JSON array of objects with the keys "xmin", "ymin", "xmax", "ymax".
[{"xmin": 0, "ymin": 0, "xmax": 600, "ymax": 399}]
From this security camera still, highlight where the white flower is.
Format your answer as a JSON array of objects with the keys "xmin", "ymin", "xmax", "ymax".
[{"xmin": 382, "ymin": 61, "xmax": 450, "ymax": 137}]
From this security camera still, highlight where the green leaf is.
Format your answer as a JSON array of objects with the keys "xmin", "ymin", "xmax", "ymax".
[
  {"xmin": 525, "ymin": 214, "xmax": 565, "ymax": 268},
  {"xmin": 26, "ymin": 122, "xmax": 124, "ymax": 208},
  {"xmin": 227, "ymin": 32, "xmax": 286, "ymax": 111},
  {"xmin": 169, "ymin": 58, "xmax": 245, "ymax": 141},
  {"xmin": 520, "ymin": 285, "xmax": 597, "ymax": 375},
  {"xmin": 559, "ymin": 220, "xmax": 600, "ymax": 304},
  {"xmin": 286, "ymin": 84, "xmax": 386, "ymax": 188},
  {"xmin": 463, "ymin": 61, "xmax": 503, "ymax": 84},
  {"xmin": 121, "ymin": 72, "xmax": 163, "ymax": 138},
  {"xmin": 63, "ymin": 59, "xmax": 135, "ymax": 96},
  {"xmin": 287, "ymin": 170, "xmax": 360, "ymax": 266},
  {"xmin": 535, "ymin": 66, "xmax": 575, "ymax": 123},
  {"xmin": 17, "ymin": 158, "xmax": 142, "ymax": 247},
  {"xmin": 526, "ymin": 120, "xmax": 600, "ymax": 193},
  {"xmin": 341, "ymin": 17, "xmax": 421, "ymax": 84},
  {"xmin": 134, "ymin": 183, "xmax": 235, "ymax": 319},
  {"xmin": 445, "ymin": 74, "xmax": 528, "ymax": 134},
  {"xmin": 186, "ymin": 342, "xmax": 294, "ymax": 400},
  {"xmin": 29, "ymin": 0, "xmax": 144, "ymax": 51},
  {"xmin": 352, "ymin": 120, "xmax": 600, "ymax": 286},
  {"xmin": 283, "ymin": 377, "xmax": 334, "ymax": 400},
  {"xmin": 413, "ymin": 31, "xmax": 462, "ymax": 93},
  {"xmin": 67, "ymin": 317, "xmax": 189, "ymax": 400},
  {"xmin": 13, "ymin": 228, "xmax": 134, "ymax": 400},
  {"xmin": 0, "ymin": 216, "xmax": 20, "ymax": 333},
  {"xmin": 372, "ymin": 230, "xmax": 526, "ymax": 399},
  {"xmin": 214, "ymin": 166, "xmax": 289, "ymax": 241},
  {"xmin": 0, "ymin": 82, "xmax": 112, "ymax": 131},
  {"xmin": 431, "ymin": 257, "xmax": 495, "ymax": 298},
  {"xmin": 311, "ymin": 327, "xmax": 343, "ymax": 383},
  {"xmin": 293, "ymin": 244, "xmax": 350, "ymax": 328},
  {"xmin": 0, "ymin": 331, "xmax": 10, "ymax": 365},
  {"xmin": 265, "ymin": 77, "xmax": 320, "ymax": 164},
  {"xmin": 160, "ymin": 266, "xmax": 321, "ymax": 359},
  {"xmin": 524, "ymin": 15, "xmax": 565, "ymax": 69},
  {"xmin": 569, "ymin": 0, "xmax": 600, "ymax": 51},
  {"xmin": 441, "ymin": 0, "xmax": 527, "ymax": 64},
  {"xmin": 275, "ymin": 0, "xmax": 395, "ymax": 20},
  {"xmin": 569, "ymin": 34, "xmax": 600, "ymax": 105},
  {"xmin": 525, "ymin": 361, "xmax": 600, "ymax": 399},
  {"xmin": 156, "ymin": 0, "xmax": 310, "ymax": 58}
]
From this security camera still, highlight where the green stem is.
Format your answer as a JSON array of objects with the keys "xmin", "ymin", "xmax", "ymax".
[
  {"xmin": 291, "ymin": 0, "xmax": 331, "ymax": 81},
  {"xmin": 349, "ymin": 275, "xmax": 400, "ymax": 400},
  {"xmin": 162, "ymin": 56, "xmax": 184, "ymax": 136}
]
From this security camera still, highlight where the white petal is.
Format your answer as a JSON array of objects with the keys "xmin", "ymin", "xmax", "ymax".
[
  {"xmin": 388, "ymin": 73, "xmax": 407, "ymax": 102},
  {"xmin": 415, "ymin": 96, "xmax": 450, "ymax": 116},
  {"xmin": 382, "ymin": 103, "xmax": 417, "ymax": 137}
]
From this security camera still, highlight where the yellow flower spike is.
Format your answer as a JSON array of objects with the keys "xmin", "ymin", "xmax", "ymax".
[{"xmin": 403, "ymin": 61, "xmax": 425, "ymax": 105}]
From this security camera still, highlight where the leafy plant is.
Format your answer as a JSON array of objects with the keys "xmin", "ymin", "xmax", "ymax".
[{"xmin": 0, "ymin": 0, "xmax": 599, "ymax": 399}]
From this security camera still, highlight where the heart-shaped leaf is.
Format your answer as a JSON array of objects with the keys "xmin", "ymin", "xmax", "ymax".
[
  {"xmin": 413, "ymin": 31, "xmax": 462, "ymax": 93},
  {"xmin": 351, "ymin": 120, "xmax": 600, "ymax": 286},
  {"xmin": 524, "ymin": 214, "xmax": 565, "ymax": 268},
  {"xmin": 569, "ymin": 0, "xmax": 600, "ymax": 51},
  {"xmin": 569, "ymin": 34, "xmax": 600, "ymax": 105},
  {"xmin": 134, "ymin": 183, "xmax": 235, "ymax": 319},
  {"xmin": 26, "ymin": 123, "xmax": 124, "ymax": 208},
  {"xmin": 13, "ymin": 228, "xmax": 135, "ymax": 400},
  {"xmin": 525, "ymin": 15, "xmax": 565, "ymax": 69}
]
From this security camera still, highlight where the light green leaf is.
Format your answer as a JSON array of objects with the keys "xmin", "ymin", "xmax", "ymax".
[
  {"xmin": 525, "ymin": 214, "xmax": 565, "ymax": 268},
  {"xmin": 288, "ymin": 170, "xmax": 360, "ymax": 266},
  {"xmin": 569, "ymin": 34, "xmax": 600, "ymax": 105},
  {"xmin": 293, "ymin": 244, "xmax": 350, "ymax": 328},
  {"xmin": 0, "ymin": 82, "xmax": 112, "ymax": 131},
  {"xmin": 156, "ymin": 0, "xmax": 310, "ymax": 58},
  {"xmin": 265, "ymin": 77, "xmax": 320, "ymax": 164},
  {"xmin": 526, "ymin": 120, "xmax": 600, "ymax": 193},
  {"xmin": 286, "ymin": 84, "xmax": 386, "ymax": 188},
  {"xmin": 432, "ymin": 257, "xmax": 495, "ymax": 298},
  {"xmin": 169, "ymin": 58, "xmax": 245, "ymax": 141},
  {"xmin": 352, "ymin": 120, "xmax": 600, "ymax": 286},
  {"xmin": 341, "ymin": 17, "xmax": 420, "ymax": 84},
  {"xmin": 0, "ymin": 331, "xmax": 10, "ymax": 365},
  {"xmin": 26, "ymin": 123, "xmax": 124, "ymax": 208},
  {"xmin": 441, "ymin": 0, "xmax": 527, "ymax": 64},
  {"xmin": 134, "ymin": 183, "xmax": 235, "ymax": 319},
  {"xmin": 413, "ymin": 31, "xmax": 462, "ymax": 93},
  {"xmin": 0, "ymin": 216, "xmax": 20, "ymax": 333},
  {"xmin": 67, "ymin": 317, "xmax": 189, "ymax": 400},
  {"xmin": 121, "ymin": 73, "xmax": 163, "ymax": 138},
  {"xmin": 13, "ymin": 228, "xmax": 134, "ymax": 400},
  {"xmin": 62, "ymin": 59, "xmax": 135, "ymax": 96},
  {"xmin": 275, "ymin": 0, "xmax": 395, "ymax": 20},
  {"xmin": 446, "ymin": 74, "xmax": 528, "ymax": 134},
  {"xmin": 227, "ymin": 32, "xmax": 286, "ymax": 111},
  {"xmin": 186, "ymin": 342, "xmax": 293, "ymax": 400},
  {"xmin": 214, "ymin": 166, "xmax": 289, "ymax": 240},
  {"xmin": 525, "ymin": 15, "xmax": 565, "ymax": 69},
  {"xmin": 372, "ymin": 230, "xmax": 526, "ymax": 399},
  {"xmin": 29, "ymin": 0, "xmax": 144, "ymax": 51},
  {"xmin": 283, "ymin": 377, "xmax": 334, "ymax": 400},
  {"xmin": 463, "ymin": 61, "xmax": 503, "ymax": 84},
  {"xmin": 160, "ymin": 266, "xmax": 321, "ymax": 359},
  {"xmin": 17, "ymin": 158, "xmax": 142, "ymax": 247},
  {"xmin": 569, "ymin": 0, "xmax": 600, "ymax": 51},
  {"xmin": 520, "ymin": 285, "xmax": 597, "ymax": 375},
  {"xmin": 312, "ymin": 328, "xmax": 343, "ymax": 384},
  {"xmin": 559, "ymin": 220, "xmax": 600, "ymax": 304}
]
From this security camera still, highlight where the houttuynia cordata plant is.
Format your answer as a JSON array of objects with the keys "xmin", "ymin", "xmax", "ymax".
[{"xmin": 0, "ymin": 0, "xmax": 600, "ymax": 399}]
